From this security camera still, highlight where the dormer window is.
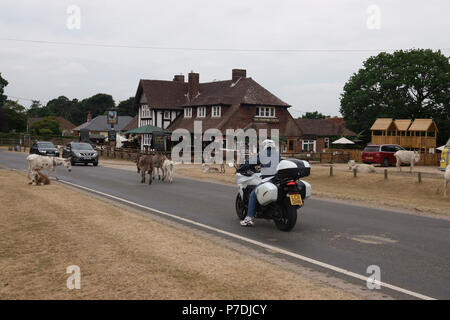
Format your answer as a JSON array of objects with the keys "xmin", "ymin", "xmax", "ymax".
[
  {"xmin": 212, "ymin": 106, "xmax": 221, "ymax": 118},
  {"xmin": 184, "ymin": 107, "xmax": 192, "ymax": 118},
  {"xmin": 197, "ymin": 107, "xmax": 206, "ymax": 118},
  {"xmin": 256, "ymin": 106, "xmax": 275, "ymax": 118}
]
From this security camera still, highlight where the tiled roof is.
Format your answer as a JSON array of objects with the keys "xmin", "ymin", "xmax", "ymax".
[
  {"xmin": 73, "ymin": 115, "xmax": 133, "ymax": 132},
  {"xmin": 295, "ymin": 119, "xmax": 356, "ymax": 137},
  {"xmin": 28, "ymin": 116, "xmax": 76, "ymax": 131},
  {"xmin": 134, "ymin": 77, "xmax": 290, "ymax": 110}
]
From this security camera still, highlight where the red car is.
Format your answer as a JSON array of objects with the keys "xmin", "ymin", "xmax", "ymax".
[{"xmin": 361, "ymin": 144, "xmax": 405, "ymax": 167}]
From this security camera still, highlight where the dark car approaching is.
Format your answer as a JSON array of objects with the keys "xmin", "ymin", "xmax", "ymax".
[
  {"xmin": 29, "ymin": 141, "xmax": 59, "ymax": 156},
  {"xmin": 362, "ymin": 144, "xmax": 405, "ymax": 167},
  {"xmin": 62, "ymin": 142, "xmax": 98, "ymax": 166}
]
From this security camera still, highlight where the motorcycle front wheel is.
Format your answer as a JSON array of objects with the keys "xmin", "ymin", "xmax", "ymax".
[
  {"xmin": 273, "ymin": 199, "xmax": 298, "ymax": 232},
  {"xmin": 235, "ymin": 194, "xmax": 247, "ymax": 220}
]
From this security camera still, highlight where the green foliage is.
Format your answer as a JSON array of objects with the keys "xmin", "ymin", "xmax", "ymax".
[
  {"xmin": 0, "ymin": 73, "xmax": 8, "ymax": 107},
  {"xmin": 79, "ymin": 93, "xmax": 115, "ymax": 120},
  {"xmin": 117, "ymin": 97, "xmax": 136, "ymax": 116},
  {"xmin": 38, "ymin": 128, "xmax": 53, "ymax": 135},
  {"xmin": 340, "ymin": 49, "xmax": 450, "ymax": 145},
  {"xmin": 45, "ymin": 96, "xmax": 80, "ymax": 123},
  {"xmin": 30, "ymin": 118, "xmax": 61, "ymax": 135},
  {"xmin": 301, "ymin": 111, "xmax": 328, "ymax": 119},
  {"xmin": 1, "ymin": 100, "xmax": 27, "ymax": 132},
  {"xmin": 28, "ymin": 100, "xmax": 51, "ymax": 118}
]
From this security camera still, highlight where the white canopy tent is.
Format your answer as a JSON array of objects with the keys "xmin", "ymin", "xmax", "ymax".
[
  {"xmin": 437, "ymin": 145, "xmax": 445, "ymax": 151},
  {"xmin": 332, "ymin": 137, "xmax": 355, "ymax": 145}
]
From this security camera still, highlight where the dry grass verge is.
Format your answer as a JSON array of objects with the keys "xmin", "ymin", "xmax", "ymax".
[{"xmin": 0, "ymin": 169, "xmax": 358, "ymax": 299}]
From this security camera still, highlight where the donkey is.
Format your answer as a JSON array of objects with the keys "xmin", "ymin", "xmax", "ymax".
[
  {"xmin": 151, "ymin": 153, "xmax": 168, "ymax": 181},
  {"xmin": 137, "ymin": 155, "xmax": 154, "ymax": 184},
  {"xmin": 27, "ymin": 154, "xmax": 71, "ymax": 181}
]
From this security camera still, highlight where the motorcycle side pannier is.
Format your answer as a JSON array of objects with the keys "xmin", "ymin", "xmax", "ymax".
[
  {"xmin": 255, "ymin": 182, "xmax": 278, "ymax": 205},
  {"xmin": 276, "ymin": 159, "xmax": 310, "ymax": 180}
]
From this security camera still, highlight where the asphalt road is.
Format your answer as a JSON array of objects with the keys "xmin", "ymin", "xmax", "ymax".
[{"xmin": 1, "ymin": 150, "xmax": 449, "ymax": 299}]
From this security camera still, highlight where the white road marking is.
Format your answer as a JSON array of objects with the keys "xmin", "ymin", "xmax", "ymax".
[{"xmin": 59, "ymin": 179, "xmax": 435, "ymax": 300}]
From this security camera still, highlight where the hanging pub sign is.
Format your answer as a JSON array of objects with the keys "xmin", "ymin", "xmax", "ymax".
[
  {"xmin": 152, "ymin": 131, "xmax": 165, "ymax": 151},
  {"xmin": 108, "ymin": 130, "xmax": 116, "ymax": 142},
  {"xmin": 80, "ymin": 128, "xmax": 90, "ymax": 142},
  {"xmin": 107, "ymin": 110, "xmax": 118, "ymax": 125}
]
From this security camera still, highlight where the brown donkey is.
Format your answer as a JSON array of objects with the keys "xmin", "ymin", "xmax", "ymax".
[{"xmin": 137, "ymin": 155, "xmax": 154, "ymax": 184}]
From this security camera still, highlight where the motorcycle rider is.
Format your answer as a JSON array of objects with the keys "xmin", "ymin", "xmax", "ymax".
[{"xmin": 240, "ymin": 139, "xmax": 281, "ymax": 227}]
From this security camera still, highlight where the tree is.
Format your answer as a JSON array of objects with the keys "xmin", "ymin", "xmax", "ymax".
[
  {"xmin": 340, "ymin": 49, "xmax": 450, "ymax": 145},
  {"xmin": 79, "ymin": 93, "xmax": 115, "ymax": 120},
  {"xmin": 28, "ymin": 100, "xmax": 51, "ymax": 118},
  {"xmin": 1, "ymin": 100, "xmax": 27, "ymax": 132},
  {"xmin": 46, "ymin": 96, "xmax": 79, "ymax": 123},
  {"xmin": 117, "ymin": 97, "xmax": 136, "ymax": 116},
  {"xmin": 301, "ymin": 111, "xmax": 328, "ymax": 119},
  {"xmin": 30, "ymin": 118, "xmax": 61, "ymax": 135},
  {"xmin": 0, "ymin": 73, "xmax": 8, "ymax": 107}
]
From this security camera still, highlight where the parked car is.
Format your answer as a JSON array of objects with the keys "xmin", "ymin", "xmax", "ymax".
[
  {"xmin": 362, "ymin": 144, "xmax": 405, "ymax": 167},
  {"xmin": 439, "ymin": 138, "xmax": 450, "ymax": 171},
  {"xmin": 29, "ymin": 141, "xmax": 59, "ymax": 156},
  {"xmin": 62, "ymin": 142, "xmax": 98, "ymax": 166}
]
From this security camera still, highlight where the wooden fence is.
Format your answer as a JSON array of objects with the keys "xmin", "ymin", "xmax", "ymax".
[
  {"xmin": 281, "ymin": 152, "xmax": 350, "ymax": 163},
  {"xmin": 97, "ymin": 146, "xmax": 171, "ymax": 162}
]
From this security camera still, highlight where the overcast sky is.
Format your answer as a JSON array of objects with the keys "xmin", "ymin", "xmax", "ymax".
[{"xmin": 1, "ymin": 0, "xmax": 449, "ymax": 117}]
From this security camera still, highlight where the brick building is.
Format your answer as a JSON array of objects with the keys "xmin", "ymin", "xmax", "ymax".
[{"xmin": 133, "ymin": 69, "xmax": 302, "ymax": 152}]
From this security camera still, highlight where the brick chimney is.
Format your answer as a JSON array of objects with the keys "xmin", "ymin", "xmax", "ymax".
[
  {"xmin": 173, "ymin": 74, "xmax": 185, "ymax": 82},
  {"xmin": 232, "ymin": 69, "xmax": 246, "ymax": 82},
  {"xmin": 188, "ymin": 72, "xmax": 199, "ymax": 100},
  {"xmin": 87, "ymin": 111, "xmax": 92, "ymax": 122}
]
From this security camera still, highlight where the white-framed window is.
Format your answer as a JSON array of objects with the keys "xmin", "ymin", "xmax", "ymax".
[
  {"xmin": 212, "ymin": 106, "xmax": 221, "ymax": 117},
  {"xmin": 184, "ymin": 107, "xmax": 192, "ymax": 118},
  {"xmin": 140, "ymin": 119, "xmax": 152, "ymax": 126},
  {"xmin": 164, "ymin": 111, "xmax": 171, "ymax": 120},
  {"xmin": 302, "ymin": 140, "xmax": 316, "ymax": 152},
  {"xmin": 141, "ymin": 105, "xmax": 152, "ymax": 118},
  {"xmin": 324, "ymin": 137, "xmax": 330, "ymax": 149},
  {"xmin": 143, "ymin": 134, "xmax": 151, "ymax": 146},
  {"xmin": 197, "ymin": 107, "xmax": 206, "ymax": 118},
  {"xmin": 256, "ymin": 106, "xmax": 275, "ymax": 118}
]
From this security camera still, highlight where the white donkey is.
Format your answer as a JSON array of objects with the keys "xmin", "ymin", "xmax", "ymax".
[
  {"xmin": 444, "ymin": 165, "xmax": 450, "ymax": 197},
  {"xmin": 394, "ymin": 150, "xmax": 420, "ymax": 172},
  {"xmin": 27, "ymin": 154, "xmax": 72, "ymax": 181}
]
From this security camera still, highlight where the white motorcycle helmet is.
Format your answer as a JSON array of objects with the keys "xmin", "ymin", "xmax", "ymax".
[{"xmin": 261, "ymin": 139, "xmax": 276, "ymax": 151}]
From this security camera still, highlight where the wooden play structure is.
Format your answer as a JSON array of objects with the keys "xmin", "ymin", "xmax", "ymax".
[{"xmin": 370, "ymin": 118, "xmax": 438, "ymax": 153}]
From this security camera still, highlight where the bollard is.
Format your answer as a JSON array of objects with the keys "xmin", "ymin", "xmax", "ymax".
[
  {"xmin": 384, "ymin": 169, "xmax": 388, "ymax": 180},
  {"xmin": 418, "ymin": 172, "xmax": 422, "ymax": 183},
  {"xmin": 329, "ymin": 166, "xmax": 333, "ymax": 176},
  {"xmin": 353, "ymin": 168, "xmax": 357, "ymax": 178}
]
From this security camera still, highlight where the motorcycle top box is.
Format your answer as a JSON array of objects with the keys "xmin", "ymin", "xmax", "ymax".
[{"xmin": 276, "ymin": 159, "xmax": 310, "ymax": 180}]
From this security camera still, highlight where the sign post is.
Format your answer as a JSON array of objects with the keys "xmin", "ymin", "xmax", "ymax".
[{"xmin": 107, "ymin": 110, "xmax": 118, "ymax": 147}]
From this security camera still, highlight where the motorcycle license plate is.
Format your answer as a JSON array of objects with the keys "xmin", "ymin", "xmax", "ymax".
[{"xmin": 289, "ymin": 194, "xmax": 303, "ymax": 206}]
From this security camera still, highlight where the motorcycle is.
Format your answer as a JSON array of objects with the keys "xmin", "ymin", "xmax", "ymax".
[{"xmin": 234, "ymin": 159, "xmax": 311, "ymax": 231}]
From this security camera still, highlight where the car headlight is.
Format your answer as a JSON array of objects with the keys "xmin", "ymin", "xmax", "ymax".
[
  {"xmin": 93, "ymin": 152, "xmax": 98, "ymax": 156},
  {"xmin": 40, "ymin": 150, "xmax": 46, "ymax": 153},
  {"xmin": 75, "ymin": 152, "xmax": 82, "ymax": 157}
]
